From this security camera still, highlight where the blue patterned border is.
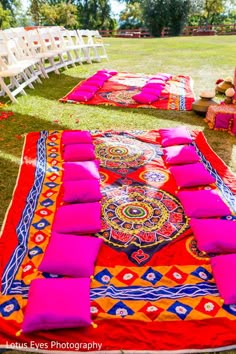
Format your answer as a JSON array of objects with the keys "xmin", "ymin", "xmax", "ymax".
[
  {"xmin": 1, "ymin": 131, "xmax": 48, "ymax": 295},
  {"xmin": 90, "ymin": 282, "xmax": 218, "ymax": 301}
]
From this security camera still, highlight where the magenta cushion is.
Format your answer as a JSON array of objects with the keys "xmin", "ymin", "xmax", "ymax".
[
  {"xmin": 62, "ymin": 179, "xmax": 102, "ymax": 203},
  {"xmin": 159, "ymin": 127, "xmax": 192, "ymax": 147},
  {"xmin": 170, "ymin": 162, "xmax": 215, "ymax": 188},
  {"xmin": 142, "ymin": 87, "xmax": 161, "ymax": 96},
  {"xmin": 79, "ymin": 83, "xmax": 99, "ymax": 93},
  {"xmin": 86, "ymin": 78, "xmax": 105, "ymax": 87},
  {"xmin": 97, "ymin": 70, "xmax": 117, "ymax": 76},
  {"xmin": 22, "ymin": 278, "xmax": 91, "ymax": 333},
  {"xmin": 62, "ymin": 131, "xmax": 92, "ymax": 145},
  {"xmin": 39, "ymin": 233, "xmax": 103, "ymax": 277},
  {"xmin": 63, "ymin": 160, "xmax": 100, "ymax": 181},
  {"xmin": 93, "ymin": 73, "xmax": 111, "ymax": 80},
  {"xmin": 190, "ymin": 218, "xmax": 236, "ymax": 254},
  {"xmin": 211, "ymin": 254, "xmax": 236, "ymax": 304},
  {"xmin": 63, "ymin": 144, "xmax": 95, "ymax": 162},
  {"xmin": 133, "ymin": 93, "xmax": 158, "ymax": 104},
  {"xmin": 145, "ymin": 83, "xmax": 164, "ymax": 90},
  {"xmin": 178, "ymin": 189, "xmax": 231, "ymax": 218},
  {"xmin": 53, "ymin": 202, "xmax": 101, "ymax": 234},
  {"xmin": 164, "ymin": 145, "xmax": 200, "ymax": 165},
  {"xmin": 67, "ymin": 91, "xmax": 94, "ymax": 102}
]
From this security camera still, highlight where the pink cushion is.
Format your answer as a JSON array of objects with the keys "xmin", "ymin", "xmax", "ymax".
[
  {"xmin": 170, "ymin": 162, "xmax": 215, "ymax": 188},
  {"xmin": 142, "ymin": 87, "xmax": 161, "ymax": 96},
  {"xmin": 86, "ymin": 78, "xmax": 105, "ymax": 87},
  {"xmin": 39, "ymin": 233, "xmax": 103, "ymax": 277},
  {"xmin": 63, "ymin": 160, "xmax": 100, "ymax": 181},
  {"xmin": 211, "ymin": 254, "xmax": 236, "ymax": 304},
  {"xmin": 133, "ymin": 93, "xmax": 158, "ymax": 104},
  {"xmin": 62, "ymin": 179, "xmax": 102, "ymax": 203},
  {"xmin": 93, "ymin": 73, "xmax": 111, "ymax": 80},
  {"xmin": 22, "ymin": 278, "xmax": 91, "ymax": 333},
  {"xmin": 190, "ymin": 218, "xmax": 236, "ymax": 254},
  {"xmin": 79, "ymin": 83, "xmax": 99, "ymax": 93},
  {"xmin": 164, "ymin": 145, "xmax": 200, "ymax": 165},
  {"xmin": 178, "ymin": 189, "xmax": 231, "ymax": 218},
  {"xmin": 62, "ymin": 131, "xmax": 92, "ymax": 145},
  {"xmin": 63, "ymin": 144, "xmax": 95, "ymax": 162},
  {"xmin": 145, "ymin": 83, "xmax": 164, "ymax": 90},
  {"xmin": 97, "ymin": 70, "xmax": 117, "ymax": 76},
  {"xmin": 53, "ymin": 202, "xmax": 101, "ymax": 234},
  {"xmin": 159, "ymin": 127, "xmax": 192, "ymax": 147},
  {"xmin": 67, "ymin": 91, "xmax": 94, "ymax": 102}
]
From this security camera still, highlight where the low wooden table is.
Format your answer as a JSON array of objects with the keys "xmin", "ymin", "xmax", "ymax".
[{"xmin": 205, "ymin": 104, "xmax": 236, "ymax": 135}]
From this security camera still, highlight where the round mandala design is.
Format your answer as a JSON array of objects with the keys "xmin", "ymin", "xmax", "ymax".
[
  {"xmin": 95, "ymin": 136, "xmax": 157, "ymax": 169},
  {"xmin": 100, "ymin": 89, "xmax": 140, "ymax": 105},
  {"xmin": 100, "ymin": 184, "xmax": 188, "ymax": 247}
]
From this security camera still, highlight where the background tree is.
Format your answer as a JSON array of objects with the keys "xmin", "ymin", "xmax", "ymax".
[
  {"xmin": 29, "ymin": 0, "xmax": 43, "ymax": 25},
  {"xmin": 141, "ymin": 0, "xmax": 169, "ymax": 36},
  {"xmin": 77, "ymin": 0, "xmax": 116, "ymax": 30},
  {"xmin": 168, "ymin": 0, "xmax": 192, "ymax": 35},
  {"xmin": 119, "ymin": 2, "xmax": 144, "ymax": 29},
  {"xmin": 0, "ymin": 3, "xmax": 13, "ymax": 28},
  {"xmin": 40, "ymin": 2, "xmax": 78, "ymax": 27}
]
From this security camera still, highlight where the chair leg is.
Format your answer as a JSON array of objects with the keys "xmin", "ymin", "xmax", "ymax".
[
  {"xmin": 0, "ymin": 77, "xmax": 18, "ymax": 103},
  {"xmin": 49, "ymin": 57, "xmax": 60, "ymax": 75}
]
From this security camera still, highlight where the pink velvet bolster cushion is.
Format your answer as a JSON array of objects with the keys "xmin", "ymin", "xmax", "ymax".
[
  {"xmin": 52, "ymin": 202, "xmax": 101, "ymax": 234},
  {"xmin": 67, "ymin": 91, "xmax": 94, "ymax": 102},
  {"xmin": 178, "ymin": 189, "xmax": 231, "ymax": 218},
  {"xmin": 79, "ymin": 83, "xmax": 99, "ymax": 93},
  {"xmin": 97, "ymin": 70, "xmax": 118, "ymax": 76},
  {"xmin": 211, "ymin": 254, "xmax": 236, "ymax": 304},
  {"xmin": 159, "ymin": 127, "xmax": 192, "ymax": 147},
  {"xmin": 133, "ymin": 93, "xmax": 158, "ymax": 104},
  {"xmin": 86, "ymin": 78, "xmax": 106, "ymax": 87},
  {"xmin": 190, "ymin": 218, "xmax": 236, "ymax": 254},
  {"xmin": 170, "ymin": 162, "xmax": 215, "ymax": 188},
  {"xmin": 63, "ymin": 160, "xmax": 100, "ymax": 181},
  {"xmin": 62, "ymin": 131, "xmax": 92, "ymax": 145},
  {"xmin": 63, "ymin": 144, "xmax": 95, "ymax": 162},
  {"xmin": 62, "ymin": 179, "xmax": 102, "ymax": 203},
  {"xmin": 39, "ymin": 233, "xmax": 103, "ymax": 277},
  {"xmin": 22, "ymin": 278, "xmax": 91, "ymax": 333},
  {"xmin": 145, "ymin": 83, "xmax": 164, "ymax": 90},
  {"xmin": 163, "ymin": 145, "xmax": 200, "ymax": 165}
]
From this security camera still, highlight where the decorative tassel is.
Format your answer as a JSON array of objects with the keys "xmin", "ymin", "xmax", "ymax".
[
  {"xmin": 91, "ymin": 322, "xmax": 98, "ymax": 329},
  {"xmin": 16, "ymin": 329, "xmax": 22, "ymax": 337}
]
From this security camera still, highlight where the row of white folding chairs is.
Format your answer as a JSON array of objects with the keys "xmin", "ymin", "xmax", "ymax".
[{"xmin": 0, "ymin": 27, "xmax": 108, "ymax": 103}]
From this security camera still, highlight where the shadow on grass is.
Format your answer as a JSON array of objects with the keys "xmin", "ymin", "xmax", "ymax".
[{"xmin": 27, "ymin": 73, "xmax": 84, "ymax": 101}]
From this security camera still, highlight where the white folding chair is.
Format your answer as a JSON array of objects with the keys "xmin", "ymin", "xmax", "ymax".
[
  {"xmin": 0, "ymin": 40, "xmax": 41, "ymax": 103},
  {"xmin": 88, "ymin": 30, "xmax": 109, "ymax": 61},
  {"xmin": 60, "ymin": 29, "xmax": 84, "ymax": 65},
  {"xmin": 77, "ymin": 30, "xmax": 98, "ymax": 63}
]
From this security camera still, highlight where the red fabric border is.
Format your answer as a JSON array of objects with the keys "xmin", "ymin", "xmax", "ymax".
[{"xmin": 0, "ymin": 132, "xmax": 39, "ymax": 281}]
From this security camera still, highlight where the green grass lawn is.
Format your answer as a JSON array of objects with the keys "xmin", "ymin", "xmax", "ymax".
[{"xmin": 0, "ymin": 36, "xmax": 236, "ymax": 354}]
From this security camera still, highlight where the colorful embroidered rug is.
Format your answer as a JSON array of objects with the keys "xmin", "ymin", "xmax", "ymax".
[
  {"xmin": 1, "ymin": 130, "xmax": 236, "ymax": 353},
  {"xmin": 60, "ymin": 72, "xmax": 195, "ymax": 111}
]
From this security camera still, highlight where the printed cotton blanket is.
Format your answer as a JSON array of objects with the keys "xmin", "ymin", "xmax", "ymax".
[
  {"xmin": 1, "ymin": 130, "xmax": 236, "ymax": 353},
  {"xmin": 60, "ymin": 72, "xmax": 195, "ymax": 111}
]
